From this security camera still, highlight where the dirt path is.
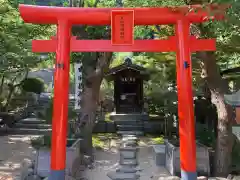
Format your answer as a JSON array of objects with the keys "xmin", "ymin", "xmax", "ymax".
[
  {"xmin": 0, "ymin": 135, "xmax": 169, "ymax": 180},
  {"xmin": 0, "ymin": 135, "xmax": 38, "ymax": 180}
]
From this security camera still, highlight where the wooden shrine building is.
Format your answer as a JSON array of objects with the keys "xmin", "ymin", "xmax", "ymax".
[{"xmin": 105, "ymin": 57, "xmax": 149, "ymax": 114}]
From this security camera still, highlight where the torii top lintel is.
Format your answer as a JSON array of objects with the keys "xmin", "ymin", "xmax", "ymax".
[{"xmin": 19, "ymin": 4, "xmax": 227, "ymax": 25}]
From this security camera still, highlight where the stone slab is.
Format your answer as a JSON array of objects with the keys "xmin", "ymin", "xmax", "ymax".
[
  {"xmin": 117, "ymin": 131, "xmax": 144, "ymax": 136},
  {"xmin": 152, "ymin": 145, "xmax": 166, "ymax": 166},
  {"xmin": 120, "ymin": 150, "xmax": 137, "ymax": 159},
  {"xmin": 119, "ymin": 158, "xmax": 138, "ymax": 166},
  {"xmin": 35, "ymin": 139, "xmax": 81, "ymax": 178},
  {"xmin": 109, "ymin": 113, "xmax": 149, "ymax": 122},
  {"xmin": 107, "ymin": 171, "xmax": 140, "ymax": 180},
  {"xmin": 119, "ymin": 147, "xmax": 137, "ymax": 151},
  {"xmin": 116, "ymin": 166, "xmax": 138, "ymax": 173},
  {"xmin": 117, "ymin": 125, "xmax": 143, "ymax": 131},
  {"xmin": 122, "ymin": 136, "xmax": 138, "ymax": 141}
]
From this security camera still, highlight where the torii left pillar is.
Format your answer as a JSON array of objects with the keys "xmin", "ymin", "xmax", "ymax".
[{"xmin": 50, "ymin": 21, "xmax": 71, "ymax": 179}]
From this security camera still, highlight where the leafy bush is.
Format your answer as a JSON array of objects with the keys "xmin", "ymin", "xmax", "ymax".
[
  {"xmin": 31, "ymin": 134, "xmax": 107, "ymax": 150},
  {"xmin": 31, "ymin": 135, "xmax": 51, "ymax": 149},
  {"xmin": 105, "ymin": 113, "xmax": 113, "ymax": 122},
  {"xmin": 196, "ymin": 124, "xmax": 216, "ymax": 147},
  {"xmin": 92, "ymin": 136, "xmax": 105, "ymax": 149},
  {"xmin": 21, "ymin": 78, "xmax": 45, "ymax": 94},
  {"xmin": 152, "ymin": 136, "xmax": 164, "ymax": 144},
  {"xmin": 38, "ymin": 98, "xmax": 77, "ymax": 124}
]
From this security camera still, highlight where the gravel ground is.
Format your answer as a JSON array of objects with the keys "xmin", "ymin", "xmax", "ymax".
[
  {"xmin": 0, "ymin": 135, "xmax": 38, "ymax": 180},
  {"xmin": 84, "ymin": 144, "xmax": 170, "ymax": 180}
]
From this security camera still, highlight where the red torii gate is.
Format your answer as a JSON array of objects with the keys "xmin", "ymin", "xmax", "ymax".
[{"xmin": 19, "ymin": 4, "xmax": 226, "ymax": 180}]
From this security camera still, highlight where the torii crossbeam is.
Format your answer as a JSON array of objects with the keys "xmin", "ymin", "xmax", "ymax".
[{"xmin": 19, "ymin": 4, "xmax": 227, "ymax": 180}]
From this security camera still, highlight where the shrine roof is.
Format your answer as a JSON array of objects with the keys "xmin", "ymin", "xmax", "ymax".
[{"xmin": 105, "ymin": 57, "xmax": 149, "ymax": 80}]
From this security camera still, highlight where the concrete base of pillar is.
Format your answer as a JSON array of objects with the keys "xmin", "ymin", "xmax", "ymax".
[
  {"xmin": 181, "ymin": 170, "xmax": 197, "ymax": 180},
  {"xmin": 49, "ymin": 170, "xmax": 65, "ymax": 180}
]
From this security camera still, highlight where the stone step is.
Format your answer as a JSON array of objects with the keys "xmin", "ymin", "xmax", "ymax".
[
  {"xmin": 18, "ymin": 118, "xmax": 47, "ymax": 125},
  {"xmin": 121, "ymin": 140, "xmax": 138, "ymax": 147},
  {"xmin": 119, "ymin": 146, "xmax": 137, "ymax": 151},
  {"xmin": 116, "ymin": 166, "xmax": 137, "ymax": 173},
  {"xmin": 109, "ymin": 113, "xmax": 149, "ymax": 122},
  {"xmin": 117, "ymin": 125, "xmax": 143, "ymax": 132},
  {"xmin": 119, "ymin": 158, "xmax": 138, "ymax": 166},
  {"xmin": 14, "ymin": 123, "xmax": 51, "ymax": 129},
  {"xmin": 122, "ymin": 135, "xmax": 137, "ymax": 138},
  {"xmin": 120, "ymin": 150, "xmax": 137, "ymax": 159},
  {"xmin": 5, "ymin": 128, "xmax": 51, "ymax": 135},
  {"xmin": 107, "ymin": 171, "xmax": 140, "ymax": 180},
  {"xmin": 115, "ymin": 120, "xmax": 143, "ymax": 126},
  {"xmin": 117, "ymin": 131, "xmax": 144, "ymax": 136}
]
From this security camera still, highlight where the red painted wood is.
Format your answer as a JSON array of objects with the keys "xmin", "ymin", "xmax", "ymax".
[
  {"xmin": 50, "ymin": 20, "xmax": 71, "ymax": 170},
  {"xmin": 31, "ymin": 36, "xmax": 216, "ymax": 52},
  {"xmin": 19, "ymin": 4, "xmax": 226, "ymax": 25},
  {"xmin": 111, "ymin": 10, "xmax": 134, "ymax": 45},
  {"xmin": 176, "ymin": 20, "xmax": 196, "ymax": 172}
]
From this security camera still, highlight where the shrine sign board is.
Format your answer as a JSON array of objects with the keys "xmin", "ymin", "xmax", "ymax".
[{"xmin": 111, "ymin": 10, "xmax": 134, "ymax": 45}]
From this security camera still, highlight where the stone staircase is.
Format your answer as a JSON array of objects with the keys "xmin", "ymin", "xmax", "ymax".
[
  {"xmin": 3, "ymin": 94, "xmax": 76, "ymax": 135},
  {"xmin": 4, "ymin": 118, "xmax": 52, "ymax": 135},
  {"xmin": 2, "ymin": 95, "xmax": 53, "ymax": 135},
  {"xmin": 107, "ymin": 114, "xmax": 145, "ymax": 180},
  {"xmin": 110, "ymin": 113, "xmax": 147, "ymax": 136}
]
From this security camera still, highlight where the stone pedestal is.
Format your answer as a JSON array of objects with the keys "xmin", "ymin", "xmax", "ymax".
[
  {"xmin": 107, "ymin": 114, "xmax": 144, "ymax": 180},
  {"xmin": 107, "ymin": 135, "xmax": 140, "ymax": 180},
  {"xmin": 153, "ymin": 144, "xmax": 166, "ymax": 166},
  {"xmin": 165, "ymin": 140, "xmax": 210, "ymax": 176}
]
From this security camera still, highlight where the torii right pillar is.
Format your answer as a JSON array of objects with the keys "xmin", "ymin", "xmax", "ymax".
[{"xmin": 176, "ymin": 19, "xmax": 197, "ymax": 179}]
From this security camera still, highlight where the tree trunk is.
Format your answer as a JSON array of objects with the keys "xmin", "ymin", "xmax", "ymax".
[
  {"xmin": 0, "ymin": 75, "xmax": 5, "ymax": 96},
  {"xmin": 78, "ymin": 87, "xmax": 99, "ymax": 160},
  {"xmin": 3, "ymin": 85, "xmax": 14, "ymax": 112},
  {"xmin": 199, "ymin": 51, "xmax": 234, "ymax": 176},
  {"xmin": 77, "ymin": 52, "xmax": 112, "ymax": 162},
  {"xmin": 69, "ymin": 0, "xmax": 118, "ymax": 164}
]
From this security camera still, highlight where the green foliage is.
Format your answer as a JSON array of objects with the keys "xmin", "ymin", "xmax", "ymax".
[
  {"xmin": 31, "ymin": 135, "xmax": 52, "ymax": 149},
  {"xmin": 196, "ymin": 124, "xmax": 216, "ymax": 147},
  {"xmin": 92, "ymin": 136, "xmax": 105, "ymax": 149},
  {"xmin": 0, "ymin": 0, "xmax": 55, "ymax": 110},
  {"xmin": 104, "ymin": 112, "xmax": 112, "ymax": 122},
  {"xmin": 0, "ymin": 0, "xmax": 55, "ymax": 72},
  {"xmin": 31, "ymin": 135, "xmax": 81, "ymax": 149},
  {"xmin": 21, "ymin": 78, "xmax": 44, "ymax": 94},
  {"xmin": 31, "ymin": 134, "xmax": 109, "ymax": 149},
  {"xmin": 39, "ymin": 97, "xmax": 77, "ymax": 124},
  {"xmin": 152, "ymin": 136, "xmax": 164, "ymax": 144}
]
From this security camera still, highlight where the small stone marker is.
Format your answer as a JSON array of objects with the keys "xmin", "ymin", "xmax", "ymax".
[{"xmin": 153, "ymin": 144, "xmax": 166, "ymax": 166}]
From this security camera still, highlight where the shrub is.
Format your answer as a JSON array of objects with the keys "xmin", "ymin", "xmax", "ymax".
[
  {"xmin": 21, "ymin": 78, "xmax": 45, "ymax": 94},
  {"xmin": 152, "ymin": 136, "xmax": 164, "ymax": 144}
]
